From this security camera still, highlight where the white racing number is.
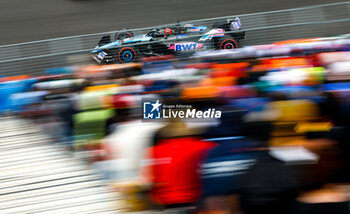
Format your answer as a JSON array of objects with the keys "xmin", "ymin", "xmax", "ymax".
[{"xmin": 97, "ymin": 51, "xmax": 107, "ymax": 60}]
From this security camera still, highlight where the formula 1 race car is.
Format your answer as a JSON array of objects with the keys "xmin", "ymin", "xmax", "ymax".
[{"xmin": 91, "ymin": 17, "xmax": 245, "ymax": 64}]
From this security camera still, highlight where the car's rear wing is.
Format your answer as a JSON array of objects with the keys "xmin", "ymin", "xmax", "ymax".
[
  {"xmin": 212, "ymin": 17, "xmax": 242, "ymax": 32},
  {"xmin": 230, "ymin": 17, "xmax": 242, "ymax": 30}
]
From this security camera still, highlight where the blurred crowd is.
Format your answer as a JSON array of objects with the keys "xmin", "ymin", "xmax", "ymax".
[{"xmin": 1, "ymin": 35, "xmax": 350, "ymax": 213}]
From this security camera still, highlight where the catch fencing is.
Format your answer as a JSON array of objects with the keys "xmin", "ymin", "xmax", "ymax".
[{"xmin": 0, "ymin": 2, "xmax": 349, "ymax": 76}]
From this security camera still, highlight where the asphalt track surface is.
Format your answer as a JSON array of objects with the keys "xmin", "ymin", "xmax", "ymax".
[{"xmin": 0, "ymin": 0, "xmax": 347, "ymax": 45}]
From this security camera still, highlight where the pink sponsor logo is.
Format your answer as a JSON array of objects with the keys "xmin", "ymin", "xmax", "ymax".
[{"xmin": 168, "ymin": 43, "xmax": 203, "ymax": 51}]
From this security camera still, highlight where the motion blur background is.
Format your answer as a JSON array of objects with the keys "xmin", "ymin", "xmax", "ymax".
[{"xmin": 0, "ymin": 0, "xmax": 346, "ymax": 44}]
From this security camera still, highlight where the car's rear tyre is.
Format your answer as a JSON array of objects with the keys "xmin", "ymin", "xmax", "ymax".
[
  {"xmin": 116, "ymin": 47, "xmax": 138, "ymax": 63},
  {"xmin": 218, "ymin": 36, "xmax": 238, "ymax": 50}
]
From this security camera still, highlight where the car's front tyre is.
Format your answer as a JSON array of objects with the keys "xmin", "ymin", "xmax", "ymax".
[{"xmin": 116, "ymin": 46, "xmax": 139, "ymax": 63}]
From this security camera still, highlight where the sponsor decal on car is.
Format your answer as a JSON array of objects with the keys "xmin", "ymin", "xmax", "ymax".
[
  {"xmin": 168, "ymin": 42, "xmax": 203, "ymax": 51},
  {"xmin": 188, "ymin": 26, "xmax": 207, "ymax": 32},
  {"xmin": 189, "ymin": 28, "xmax": 201, "ymax": 32}
]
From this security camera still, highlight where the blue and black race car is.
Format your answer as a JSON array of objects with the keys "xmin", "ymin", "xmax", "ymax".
[{"xmin": 91, "ymin": 18, "xmax": 246, "ymax": 64}]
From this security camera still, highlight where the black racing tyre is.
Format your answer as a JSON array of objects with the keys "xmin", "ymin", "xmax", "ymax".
[
  {"xmin": 115, "ymin": 31, "xmax": 134, "ymax": 41},
  {"xmin": 217, "ymin": 36, "xmax": 239, "ymax": 50},
  {"xmin": 116, "ymin": 46, "xmax": 139, "ymax": 63}
]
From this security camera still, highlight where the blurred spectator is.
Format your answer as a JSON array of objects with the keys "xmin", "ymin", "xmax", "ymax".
[
  {"xmin": 198, "ymin": 111, "xmax": 272, "ymax": 214},
  {"xmin": 238, "ymin": 96, "xmax": 349, "ymax": 214},
  {"xmin": 143, "ymin": 117, "xmax": 215, "ymax": 210},
  {"xmin": 46, "ymin": 93, "xmax": 78, "ymax": 146},
  {"xmin": 101, "ymin": 102, "xmax": 162, "ymax": 181},
  {"xmin": 289, "ymin": 136, "xmax": 348, "ymax": 214},
  {"xmin": 238, "ymin": 146, "xmax": 311, "ymax": 214}
]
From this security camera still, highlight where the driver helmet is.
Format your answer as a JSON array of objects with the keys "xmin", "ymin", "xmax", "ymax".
[{"xmin": 164, "ymin": 28, "xmax": 173, "ymax": 35}]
